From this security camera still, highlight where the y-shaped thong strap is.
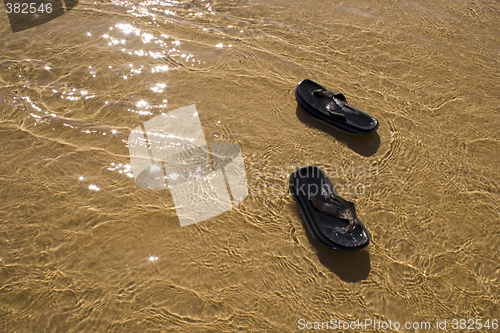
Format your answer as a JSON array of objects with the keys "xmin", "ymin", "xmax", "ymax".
[
  {"xmin": 313, "ymin": 88, "xmax": 362, "ymax": 122},
  {"xmin": 308, "ymin": 183, "xmax": 358, "ymax": 233}
]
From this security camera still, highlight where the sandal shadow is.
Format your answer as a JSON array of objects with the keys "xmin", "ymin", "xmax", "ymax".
[{"xmin": 296, "ymin": 106, "xmax": 380, "ymax": 157}]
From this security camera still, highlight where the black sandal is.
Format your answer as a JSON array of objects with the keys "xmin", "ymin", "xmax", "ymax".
[
  {"xmin": 295, "ymin": 79, "xmax": 379, "ymax": 135},
  {"xmin": 289, "ymin": 166, "xmax": 370, "ymax": 251}
]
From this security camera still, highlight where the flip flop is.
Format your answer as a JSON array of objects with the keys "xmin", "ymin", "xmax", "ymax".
[
  {"xmin": 295, "ymin": 79, "xmax": 379, "ymax": 135},
  {"xmin": 289, "ymin": 166, "xmax": 370, "ymax": 251}
]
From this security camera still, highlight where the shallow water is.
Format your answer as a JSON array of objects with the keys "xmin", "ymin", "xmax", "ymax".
[{"xmin": 0, "ymin": 0, "xmax": 499, "ymax": 331}]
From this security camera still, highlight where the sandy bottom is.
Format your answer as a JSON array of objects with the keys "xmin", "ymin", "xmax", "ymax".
[{"xmin": 0, "ymin": 0, "xmax": 499, "ymax": 331}]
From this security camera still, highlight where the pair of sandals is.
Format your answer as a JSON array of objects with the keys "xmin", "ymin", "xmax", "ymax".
[{"xmin": 289, "ymin": 80, "xmax": 377, "ymax": 251}]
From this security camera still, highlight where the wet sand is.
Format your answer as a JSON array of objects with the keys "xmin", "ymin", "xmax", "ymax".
[{"xmin": 0, "ymin": 0, "xmax": 499, "ymax": 331}]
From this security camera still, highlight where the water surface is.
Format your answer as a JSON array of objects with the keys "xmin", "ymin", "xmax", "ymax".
[{"xmin": 0, "ymin": 0, "xmax": 499, "ymax": 331}]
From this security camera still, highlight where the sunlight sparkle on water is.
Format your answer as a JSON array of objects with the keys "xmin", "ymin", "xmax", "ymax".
[
  {"xmin": 152, "ymin": 65, "xmax": 169, "ymax": 73},
  {"xmin": 151, "ymin": 83, "xmax": 166, "ymax": 93},
  {"xmin": 137, "ymin": 100, "xmax": 149, "ymax": 108},
  {"xmin": 89, "ymin": 184, "xmax": 100, "ymax": 191}
]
